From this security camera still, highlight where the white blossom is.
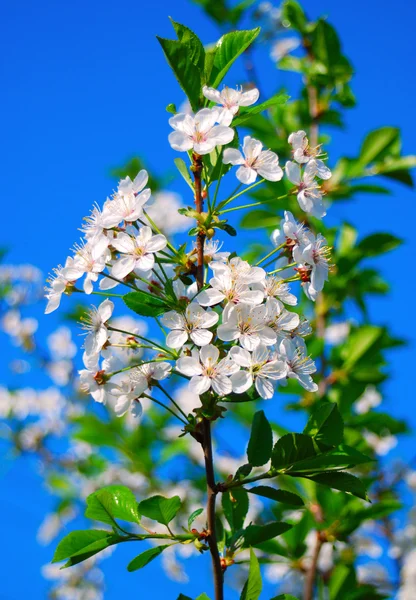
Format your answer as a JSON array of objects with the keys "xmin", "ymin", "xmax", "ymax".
[
  {"xmin": 285, "ymin": 160, "xmax": 327, "ymax": 219},
  {"xmin": 288, "ymin": 130, "xmax": 332, "ymax": 180},
  {"xmin": 265, "ymin": 297, "xmax": 300, "ymax": 339},
  {"xmin": 223, "ymin": 136, "xmax": 283, "ymax": 184},
  {"xmin": 253, "ymin": 275, "xmax": 297, "ymax": 306},
  {"xmin": 78, "ymin": 355, "xmax": 120, "ymax": 405},
  {"xmin": 113, "ymin": 362, "xmax": 171, "ymax": 417},
  {"xmin": 145, "ymin": 191, "xmax": 189, "ymax": 234},
  {"xmin": 47, "ymin": 326, "xmax": 77, "ymax": 360},
  {"xmin": 293, "ymin": 233, "xmax": 330, "ymax": 300},
  {"xmin": 101, "ymin": 171, "xmax": 151, "ymax": 228},
  {"xmin": 202, "ymin": 85, "xmax": 259, "ymax": 126},
  {"xmin": 217, "ymin": 303, "xmax": 276, "ymax": 351},
  {"xmin": 81, "ymin": 299, "xmax": 114, "ymax": 357},
  {"xmin": 355, "ymin": 386, "xmax": 382, "ymax": 414},
  {"xmin": 230, "ymin": 344, "xmax": 287, "ymax": 399},
  {"xmin": 203, "ymin": 239, "xmax": 230, "ymax": 263},
  {"xmin": 176, "ymin": 344, "xmax": 239, "ymax": 396},
  {"xmin": 45, "ymin": 259, "xmax": 75, "ymax": 314},
  {"xmin": 271, "ymin": 210, "xmax": 313, "ymax": 249},
  {"xmin": 161, "ymin": 303, "xmax": 219, "ymax": 349},
  {"xmin": 168, "ymin": 108, "xmax": 234, "ymax": 155},
  {"xmin": 111, "ymin": 227, "xmax": 167, "ymax": 279},
  {"xmin": 279, "ymin": 338, "xmax": 318, "ymax": 392},
  {"xmin": 197, "ymin": 263, "xmax": 264, "ymax": 307},
  {"xmin": 64, "ymin": 242, "xmax": 109, "ymax": 295}
]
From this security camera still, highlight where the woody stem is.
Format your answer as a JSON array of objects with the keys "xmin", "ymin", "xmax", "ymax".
[{"xmin": 191, "ymin": 152, "xmax": 223, "ymax": 600}]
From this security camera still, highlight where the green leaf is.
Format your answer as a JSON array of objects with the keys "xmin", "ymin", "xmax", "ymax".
[
  {"xmin": 311, "ymin": 20, "xmax": 341, "ymax": 69},
  {"xmin": 287, "ymin": 445, "xmax": 372, "ymax": 473},
  {"xmin": 342, "ymin": 326, "xmax": 383, "ymax": 370},
  {"xmin": 244, "ymin": 522, "xmax": 292, "ymax": 546},
  {"xmin": 174, "ymin": 157, "xmax": 194, "ymax": 190},
  {"xmin": 85, "ymin": 485, "xmax": 141, "ymax": 526},
  {"xmin": 304, "ymin": 403, "xmax": 344, "ymax": 447},
  {"xmin": 247, "ymin": 410, "xmax": 273, "ymax": 467},
  {"xmin": 271, "ymin": 433, "xmax": 316, "ymax": 471},
  {"xmin": 304, "ymin": 472, "xmax": 369, "ymax": 500},
  {"xmin": 337, "ymin": 223, "xmax": 357, "ymax": 256},
  {"xmin": 169, "ymin": 19, "xmax": 205, "ymax": 72},
  {"xmin": 188, "ymin": 508, "xmax": 204, "ymax": 529},
  {"xmin": 281, "ymin": 0, "xmax": 307, "ymax": 33},
  {"xmin": 359, "ymin": 127, "xmax": 399, "ymax": 166},
  {"xmin": 246, "ymin": 486, "xmax": 304, "ymax": 507},
  {"xmin": 157, "ymin": 37, "xmax": 202, "ymax": 111},
  {"xmin": 241, "ymin": 210, "xmax": 279, "ymax": 229},
  {"xmin": 271, "ymin": 596, "xmax": 299, "ymax": 600},
  {"xmin": 123, "ymin": 291, "xmax": 170, "ymax": 318},
  {"xmin": 197, "ymin": 595, "xmax": 212, "ymax": 600},
  {"xmin": 357, "ymin": 233, "xmax": 402, "ymax": 257},
  {"xmin": 52, "ymin": 530, "xmax": 114, "ymax": 564},
  {"xmin": 240, "ymin": 548, "xmax": 262, "ymax": 600},
  {"xmin": 329, "ymin": 564, "xmax": 356, "ymax": 599},
  {"xmin": 127, "ymin": 544, "xmax": 171, "ymax": 572},
  {"xmin": 232, "ymin": 93, "xmax": 289, "ymax": 126},
  {"xmin": 222, "ymin": 488, "xmax": 249, "ymax": 532},
  {"xmin": 209, "ymin": 28, "xmax": 260, "ymax": 88},
  {"xmin": 138, "ymin": 495, "xmax": 181, "ymax": 526}
]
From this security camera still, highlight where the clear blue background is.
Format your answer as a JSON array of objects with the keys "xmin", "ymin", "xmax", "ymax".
[{"xmin": 1, "ymin": 0, "xmax": 415, "ymax": 598}]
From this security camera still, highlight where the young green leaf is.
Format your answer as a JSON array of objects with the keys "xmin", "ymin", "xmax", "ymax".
[
  {"xmin": 52, "ymin": 530, "xmax": 115, "ymax": 564},
  {"xmin": 127, "ymin": 544, "xmax": 171, "ymax": 572},
  {"xmin": 281, "ymin": 0, "xmax": 308, "ymax": 33},
  {"xmin": 222, "ymin": 488, "xmax": 249, "ymax": 532},
  {"xmin": 247, "ymin": 410, "xmax": 273, "ymax": 467},
  {"xmin": 244, "ymin": 522, "xmax": 292, "ymax": 546},
  {"xmin": 169, "ymin": 19, "xmax": 205, "ymax": 73},
  {"xmin": 240, "ymin": 548, "xmax": 262, "ymax": 600},
  {"xmin": 357, "ymin": 233, "xmax": 403, "ymax": 257},
  {"xmin": 123, "ymin": 291, "xmax": 170, "ymax": 318},
  {"xmin": 303, "ymin": 403, "xmax": 344, "ymax": 447},
  {"xmin": 174, "ymin": 157, "xmax": 194, "ymax": 190},
  {"xmin": 246, "ymin": 486, "xmax": 304, "ymax": 507},
  {"xmin": 358, "ymin": 127, "xmax": 399, "ymax": 166},
  {"xmin": 303, "ymin": 472, "xmax": 369, "ymax": 501},
  {"xmin": 85, "ymin": 485, "xmax": 141, "ymax": 526},
  {"xmin": 209, "ymin": 28, "xmax": 260, "ymax": 88},
  {"xmin": 341, "ymin": 326, "xmax": 383, "ymax": 370},
  {"xmin": 188, "ymin": 508, "xmax": 204, "ymax": 529},
  {"xmin": 232, "ymin": 93, "xmax": 289, "ymax": 127},
  {"xmin": 157, "ymin": 37, "xmax": 202, "ymax": 111},
  {"xmin": 138, "ymin": 495, "xmax": 181, "ymax": 526}
]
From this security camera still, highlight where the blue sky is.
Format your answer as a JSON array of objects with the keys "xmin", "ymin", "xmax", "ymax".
[{"xmin": 1, "ymin": 0, "xmax": 415, "ymax": 598}]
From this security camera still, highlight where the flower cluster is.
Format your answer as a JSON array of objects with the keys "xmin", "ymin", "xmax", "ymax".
[{"xmin": 44, "ymin": 83, "xmax": 333, "ymax": 419}]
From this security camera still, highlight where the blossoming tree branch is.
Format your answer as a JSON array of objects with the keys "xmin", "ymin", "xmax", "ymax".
[{"xmin": 40, "ymin": 14, "xmax": 393, "ymax": 599}]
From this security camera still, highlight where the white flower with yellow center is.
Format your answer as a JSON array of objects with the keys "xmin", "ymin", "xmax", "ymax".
[
  {"xmin": 230, "ymin": 344, "xmax": 287, "ymax": 399},
  {"xmin": 111, "ymin": 226, "xmax": 167, "ymax": 279},
  {"xmin": 176, "ymin": 344, "xmax": 239, "ymax": 396},
  {"xmin": 168, "ymin": 108, "xmax": 234, "ymax": 155},
  {"xmin": 223, "ymin": 136, "xmax": 283, "ymax": 184},
  {"xmin": 217, "ymin": 303, "xmax": 276, "ymax": 351},
  {"xmin": 202, "ymin": 85, "xmax": 259, "ymax": 126},
  {"xmin": 161, "ymin": 303, "xmax": 219, "ymax": 349}
]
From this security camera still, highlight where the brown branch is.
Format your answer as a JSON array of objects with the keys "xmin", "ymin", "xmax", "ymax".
[
  {"xmin": 191, "ymin": 152, "xmax": 205, "ymax": 291},
  {"xmin": 191, "ymin": 152, "xmax": 223, "ymax": 600},
  {"xmin": 201, "ymin": 418, "xmax": 224, "ymax": 600},
  {"xmin": 303, "ymin": 531, "xmax": 324, "ymax": 600}
]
